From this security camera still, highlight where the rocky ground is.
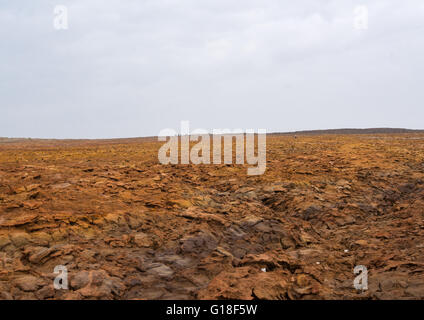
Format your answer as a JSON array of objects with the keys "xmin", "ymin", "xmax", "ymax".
[{"xmin": 0, "ymin": 134, "xmax": 423, "ymax": 300}]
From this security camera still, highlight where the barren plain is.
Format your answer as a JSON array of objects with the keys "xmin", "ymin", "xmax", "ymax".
[{"xmin": 0, "ymin": 134, "xmax": 423, "ymax": 299}]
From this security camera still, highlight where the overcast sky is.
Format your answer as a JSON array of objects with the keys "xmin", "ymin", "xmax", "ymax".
[{"xmin": 1, "ymin": 0, "xmax": 424, "ymax": 138}]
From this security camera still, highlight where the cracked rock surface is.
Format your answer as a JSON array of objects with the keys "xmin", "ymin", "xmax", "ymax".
[{"xmin": 0, "ymin": 134, "xmax": 423, "ymax": 299}]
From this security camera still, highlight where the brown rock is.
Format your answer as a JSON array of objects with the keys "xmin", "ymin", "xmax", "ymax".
[
  {"xmin": 133, "ymin": 233, "xmax": 152, "ymax": 248},
  {"xmin": 71, "ymin": 271, "xmax": 90, "ymax": 290},
  {"xmin": 36, "ymin": 286, "xmax": 55, "ymax": 299},
  {"xmin": 10, "ymin": 232, "xmax": 31, "ymax": 247},
  {"xmin": 15, "ymin": 275, "xmax": 42, "ymax": 292}
]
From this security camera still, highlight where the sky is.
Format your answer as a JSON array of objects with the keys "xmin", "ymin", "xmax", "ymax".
[{"xmin": 1, "ymin": 0, "xmax": 424, "ymax": 138}]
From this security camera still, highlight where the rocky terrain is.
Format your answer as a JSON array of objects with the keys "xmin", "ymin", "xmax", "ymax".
[{"xmin": 0, "ymin": 134, "xmax": 423, "ymax": 300}]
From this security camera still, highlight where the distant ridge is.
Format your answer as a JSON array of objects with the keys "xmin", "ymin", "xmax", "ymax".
[
  {"xmin": 271, "ymin": 128, "xmax": 424, "ymax": 136},
  {"xmin": 1, "ymin": 128, "xmax": 424, "ymax": 142}
]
